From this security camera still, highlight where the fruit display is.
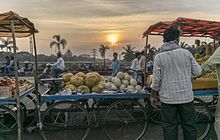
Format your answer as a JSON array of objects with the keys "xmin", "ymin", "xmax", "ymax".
[
  {"xmin": 104, "ymin": 72, "xmax": 144, "ymax": 93},
  {"xmin": 63, "ymin": 72, "xmax": 104, "ymax": 93},
  {"xmin": 62, "ymin": 71, "xmax": 145, "ymax": 94},
  {"xmin": 0, "ymin": 76, "xmax": 32, "ymax": 97}
]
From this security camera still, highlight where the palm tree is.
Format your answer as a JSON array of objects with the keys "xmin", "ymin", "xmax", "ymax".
[
  {"xmin": 0, "ymin": 37, "xmax": 14, "ymax": 52},
  {"xmin": 50, "ymin": 35, "xmax": 67, "ymax": 53},
  {"xmin": 99, "ymin": 44, "xmax": 109, "ymax": 67},
  {"xmin": 122, "ymin": 44, "xmax": 135, "ymax": 61}
]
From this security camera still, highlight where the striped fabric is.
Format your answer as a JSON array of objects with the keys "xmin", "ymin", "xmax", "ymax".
[{"xmin": 151, "ymin": 42, "xmax": 202, "ymax": 104}]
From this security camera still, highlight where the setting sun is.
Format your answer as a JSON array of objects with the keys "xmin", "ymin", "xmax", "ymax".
[{"xmin": 108, "ymin": 34, "xmax": 118, "ymax": 44}]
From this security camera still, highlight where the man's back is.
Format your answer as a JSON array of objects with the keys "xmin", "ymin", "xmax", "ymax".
[{"xmin": 152, "ymin": 42, "xmax": 202, "ymax": 104}]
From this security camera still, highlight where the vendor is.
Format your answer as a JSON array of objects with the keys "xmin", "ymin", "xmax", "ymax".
[
  {"xmin": 51, "ymin": 52, "xmax": 65, "ymax": 78},
  {"xmin": 130, "ymin": 52, "xmax": 143, "ymax": 85},
  {"xmin": 112, "ymin": 52, "xmax": 121, "ymax": 76}
]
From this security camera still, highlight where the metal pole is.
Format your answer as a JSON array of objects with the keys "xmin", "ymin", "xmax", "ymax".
[
  {"xmin": 144, "ymin": 35, "xmax": 149, "ymax": 86},
  {"xmin": 11, "ymin": 20, "xmax": 22, "ymax": 140},
  {"xmin": 213, "ymin": 39, "xmax": 216, "ymax": 54}
]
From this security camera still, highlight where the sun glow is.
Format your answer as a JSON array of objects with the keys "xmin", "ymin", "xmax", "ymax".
[{"xmin": 108, "ymin": 34, "xmax": 118, "ymax": 44}]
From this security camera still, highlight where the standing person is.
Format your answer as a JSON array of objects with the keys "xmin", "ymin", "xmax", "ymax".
[
  {"xmin": 1, "ymin": 56, "xmax": 10, "ymax": 74},
  {"xmin": 51, "ymin": 52, "xmax": 65, "ymax": 78},
  {"xmin": 5, "ymin": 56, "xmax": 14, "ymax": 75},
  {"xmin": 130, "ymin": 52, "xmax": 142, "ymax": 84},
  {"xmin": 150, "ymin": 27, "xmax": 202, "ymax": 140},
  {"xmin": 201, "ymin": 47, "xmax": 220, "ymax": 140},
  {"xmin": 112, "ymin": 52, "xmax": 121, "ymax": 76}
]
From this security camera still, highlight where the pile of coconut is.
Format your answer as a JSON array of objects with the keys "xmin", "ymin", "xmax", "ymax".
[{"xmin": 104, "ymin": 72, "xmax": 144, "ymax": 93}]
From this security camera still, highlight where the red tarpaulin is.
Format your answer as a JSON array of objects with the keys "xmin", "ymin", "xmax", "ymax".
[{"xmin": 143, "ymin": 17, "xmax": 220, "ymax": 40}]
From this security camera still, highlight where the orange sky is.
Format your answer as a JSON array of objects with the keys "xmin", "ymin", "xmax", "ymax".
[{"xmin": 1, "ymin": 0, "xmax": 220, "ymax": 58}]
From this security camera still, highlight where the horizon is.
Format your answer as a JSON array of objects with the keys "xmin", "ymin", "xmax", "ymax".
[{"xmin": 1, "ymin": 0, "xmax": 220, "ymax": 59}]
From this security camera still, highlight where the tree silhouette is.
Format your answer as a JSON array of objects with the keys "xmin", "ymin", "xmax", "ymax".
[
  {"xmin": 99, "ymin": 44, "xmax": 109, "ymax": 67},
  {"xmin": 50, "ymin": 35, "xmax": 67, "ymax": 53},
  {"xmin": 122, "ymin": 44, "xmax": 135, "ymax": 61}
]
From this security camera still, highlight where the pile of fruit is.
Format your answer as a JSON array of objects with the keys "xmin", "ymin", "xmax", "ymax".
[
  {"xmin": 63, "ymin": 72, "xmax": 105, "ymax": 93},
  {"xmin": 0, "ymin": 76, "xmax": 32, "ymax": 96},
  {"xmin": 62, "ymin": 72, "xmax": 144, "ymax": 94},
  {"xmin": 105, "ymin": 72, "xmax": 144, "ymax": 93}
]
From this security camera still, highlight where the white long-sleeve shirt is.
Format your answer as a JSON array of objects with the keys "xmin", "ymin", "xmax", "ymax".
[
  {"xmin": 52, "ymin": 57, "xmax": 65, "ymax": 70},
  {"xmin": 131, "ymin": 58, "xmax": 141, "ymax": 71},
  {"xmin": 151, "ymin": 41, "xmax": 202, "ymax": 104}
]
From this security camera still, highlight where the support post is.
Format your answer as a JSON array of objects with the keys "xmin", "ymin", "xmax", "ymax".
[
  {"xmin": 11, "ymin": 20, "xmax": 22, "ymax": 140},
  {"xmin": 144, "ymin": 35, "xmax": 149, "ymax": 86},
  {"xmin": 213, "ymin": 39, "xmax": 216, "ymax": 54}
]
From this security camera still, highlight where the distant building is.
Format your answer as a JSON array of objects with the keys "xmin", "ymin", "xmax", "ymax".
[
  {"xmin": 64, "ymin": 49, "xmax": 73, "ymax": 57},
  {"xmin": 79, "ymin": 54, "xmax": 91, "ymax": 58}
]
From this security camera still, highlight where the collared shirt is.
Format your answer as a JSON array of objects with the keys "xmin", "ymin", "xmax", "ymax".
[
  {"xmin": 131, "ymin": 58, "xmax": 141, "ymax": 71},
  {"xmin": 151, "ymin": 41, "xmax": 202, "ymax": 104},
  {"xmin": 139, "ymin": 56, "xmax": 145, "ymax": 71},
  {"xmin": 202, "ymin": 47, "xmax": 220, "ymax": 93},
  {"xmin": 112, "ymin": 59, "xmax": 121, "ymax": 76},
  {"xmin": 52, "ymin": 57, "xmax": 65, "ymax": 70}
]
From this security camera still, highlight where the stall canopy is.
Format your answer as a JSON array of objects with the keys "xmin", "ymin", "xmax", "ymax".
[
  {"xmin": 0, "ymin": 11, "xmax": 37, "ymax": 37},
  {"xmin": 143, "ymin": 17, "xmax": 220, "ymax": 40}
]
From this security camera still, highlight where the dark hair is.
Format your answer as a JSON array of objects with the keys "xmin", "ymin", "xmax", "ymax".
[
  {"xmin": 113, "ymin": 52, "xmax": 118, "ymax": 56},
  {"xmin": 10, "ymin": 56, "xmax": 14, "ymax": 60},
  {"xmin": 135, "ymin": 52, "xmax": 141, "ymax": 57},
  {"xmin": 57, "ymin": 51, "xmax": 62, "ymax": 57},
  {"xmin": 141, "ymin": 50, "xmax": 145, "ymax": 55},
  {"xmin": 163, "ymin": 27, "xmax": 180, "ymax": 42},
  {"xmin": 5, "ymin": 56, "xmax": 9, "ymax": 59}
]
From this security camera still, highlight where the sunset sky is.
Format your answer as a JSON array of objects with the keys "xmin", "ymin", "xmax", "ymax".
[{"xmin": 1, "ymin": 0, "xmax": 220, "ymax": 58}]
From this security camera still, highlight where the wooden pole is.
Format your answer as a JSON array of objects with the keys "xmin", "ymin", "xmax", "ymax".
[
  {"xmin": 32, "ymin": 33, "xmax": 46, "ymax": 140},
  {"xmin": 11, "ymin": 20, "xmax": 22, "ymax": 140}
]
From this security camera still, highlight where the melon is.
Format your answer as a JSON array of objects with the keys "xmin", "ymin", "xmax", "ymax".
[
  {"xmin": 116, "ymin": 72, "xmax": 125, "ymax": 80},
  {"xmin": 70, "ymin": 76, "xmax": 84, "ymax": 87},
  {"xmin": 75, "ymin": 72, "xmax": 86, "ymax": 79},
  {"xmin": 122, "ymin": 79, "xmax": 129, "ymax": 86},
  {"xmin": 124, "ymin": 74, "xmax": 130, "ymax": 81},
  {"xmin": 62, "ymin": 73, "xmax": 73, "ymax": 82},
  {"xmin": 112, "ymin": 77, "xmax": 121, "ymax": 87},
  {"xmin": 130, "ymin": 79, "xmax": 137, "ymax": 86},
  {"xmin": 119, "ymin": 84, "xmax": 126, "ymax": 91},
  {"xmin": 136, "ymin": 85, "xmax": 142, "ymax": 92},
  {"xmin": 77, "ymin": 85, "xmax": 90, "ymax": 93},
  {"xmin": 85, "ymin": 74, "xmax": 100, "ymax": 88}
]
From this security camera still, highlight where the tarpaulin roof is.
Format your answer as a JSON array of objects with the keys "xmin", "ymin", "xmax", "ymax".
[
  {"xmin": 143, "ymin": 17, "xmax": 220, "ymax": 40},
  {"xmin": 0, "ymin": 11, "xmax": 37, "ymax": 38}
]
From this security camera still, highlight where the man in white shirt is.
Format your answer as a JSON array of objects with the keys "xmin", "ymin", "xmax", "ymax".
[
  {"xmin": 51, "ymin": 52, "xmax": 65, "ymax": 78},
  {"xmin": 130, "ymin": 52, "xmax": 143, "ymax": 84},
  {"xmin": 150, "ymin": 27, "xmax": 202, "ymax": 140}
]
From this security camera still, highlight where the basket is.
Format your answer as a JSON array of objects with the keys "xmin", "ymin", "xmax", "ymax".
[{"xmin": 0, "ymin": 86, "xmax": 12, "ymax": 98}]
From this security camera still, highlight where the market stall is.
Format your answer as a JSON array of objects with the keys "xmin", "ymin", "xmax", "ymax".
[
  {"xmin": 143, "ymin": 17, "xmax": 220, "ymax": 89},
  {"xmin": 0, "ymin": 11, "xmax": 39, "ymax": 140},
  {"xmin": 143, "ymin": 17, "xmax": 220, "ymax": 140}
]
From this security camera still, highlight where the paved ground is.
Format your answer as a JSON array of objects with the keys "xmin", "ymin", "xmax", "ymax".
[{"xmin": 0, "ymin": 123, "xmax": 217, "ymax": 140}]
